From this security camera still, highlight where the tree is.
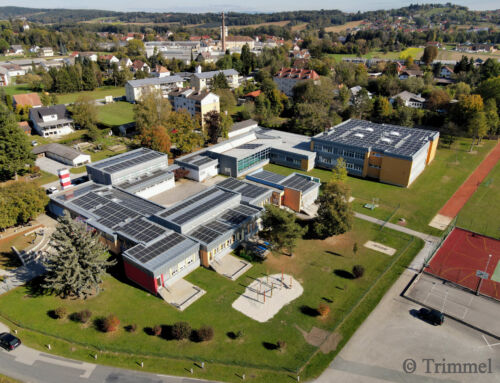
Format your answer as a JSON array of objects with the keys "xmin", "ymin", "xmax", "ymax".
[
  {"xmin": 0, "ymin": 182, "xmax": 48, "ymax": 230},
  {"xmin": 40, "ymin": 92, "xmax": 50, "ymax": 106},
  {"xmin": 353, "ymin": 242, "xmax": 358, "ymax": 257},
  {"xmin": 126, "ymin": 39, "xmax": 145, "ymax": 58},
  {"xmin": 50, "ymin": 93, "xmax": 58, "ymax": 106},
  {"xmin": 212, "ymin": 72, "xmax": 229, "ymax": 90},
  {"xmin": 167, "ymin": 110, "xmax": 204, "ymax": 154},
  {"xmin": 426, "ymin": 89, "xmax": 450, "ymax": 111},
  {"xmin": 315, "ymin": 181, "xmax": 354, "ymax": 239},
  {"xmin": 171, "ymin": 322, "xmax": 191, "ymax": 340},
  {"xmin": 372, "ymin": 96, "xmax": 393, "ymax": 122},
  {"xmin": 0, "ymin": 104, "xmax": 34, "ymax": 180},
  {"xmin": 352, "ymin": 265, "xmax": 365, "ymax": 279},
  {"xmin": 72, "ymin": 95, "xmax": 98, "ymax": 131},
  {"xmin": 134, "ymin": 90, "xmax": 171, "ymax": 134},
  {"xmin": 260, "ymin": 204, "xmax": 306, "ymax": 255},
  {"xmin": 477, "ymin": 76, "xmax": 500, "ymax": 110},
  {"xmin": 484, "ymin": 98, "xmax": 499, "ymax": 136},
  {"xmin": 240, "ymin": 43, "xmax": 255, "ymax": 75},
  {"xmin": 421, "ymin": 46, "xmax": 438, "ymax": 65},
  {"xmin": 140, "ymin": 125, "xmax": 171, "ymax": 153},
  {"xmin": 331, "ymin": 157, "xmax": 348, "ymax": 183},
  {"xmin": 42, "ymin": 211, "xmax": 116, "ymax": 299},
  {"xmin": 204, "ymin": 110, "xmax": 232, "ymax": 144},
  {"xmin": 215, "ymin": 88, "xmax": 236, "ymax": 111}
]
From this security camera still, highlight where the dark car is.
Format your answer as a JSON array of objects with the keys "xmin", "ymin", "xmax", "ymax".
[
  {"xmin": 0, "ymin": 332, "xmax": 21, "ymax": 351},
  {"xmin": 417, "ymin": 308, "xmax": 444, "ymax": 325}
]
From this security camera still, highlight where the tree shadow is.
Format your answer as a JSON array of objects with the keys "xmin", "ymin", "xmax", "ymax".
[
  {"xmin": 262, "ymin": 341, "xmax": 278, "ymax": 350},
  {"xmin": 24, "ymin": 276, "xmax": 50, "ymax": 297},
  {"xmin": 160, "ymin": 325, "xmax": 174, "ymax": 340},
  {"xmin": 143, "ymin": 327, "xmax": 155, "ymax": 336},
  {"xmin": 326, "ymin": 250, "xmax": 343, "ymax": 257},
  {"xmin": 322, "ymin": 297, "xmax": 334, "ymax": 303},
  {"xmin": 300, "ymin": 305, "xmax": 320, "ymax": 317},
  {"xmin": 226, "ymin": 331, "xmax": 237, "ymax": 340},
  {"xmin": 334, "ymin": 269, "xmax": 355, "ymax": 279},
  {"xmin": 46, "ymin": 309, "xmax": 58, "ymax": 319},
  {"xmin": 93, "ymin": 317, "xmax": 106, "ymax": 332}
]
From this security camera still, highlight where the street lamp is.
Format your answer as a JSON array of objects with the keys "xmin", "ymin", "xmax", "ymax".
[{"xmin": 476, "ymin": 254, "xmax": 492, "ymax": 296}]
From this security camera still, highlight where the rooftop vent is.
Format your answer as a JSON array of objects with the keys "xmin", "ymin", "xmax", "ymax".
[
  {"xmin": 380, "ymin": 137, "xmax": 392, "ymax": 143},
  {"xmin": 365, "ymin": 127, "xmax": 374, "ymax": 132},
  {"xmin": 390, "ymin": 131, "xmax": 400, "ymax": 136},
  {"xmin": 354, "ymin": 133, "xmax": 365, "ymax": 138}
]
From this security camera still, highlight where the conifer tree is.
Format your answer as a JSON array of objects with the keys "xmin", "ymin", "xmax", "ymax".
[{"xmin": 42, "ymin": 212, "xmax": 116, "ymax": 299}]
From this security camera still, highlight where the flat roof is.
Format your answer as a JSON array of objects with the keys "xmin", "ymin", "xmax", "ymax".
[
  {"xmin": 193, "ymin": 69, "xmax": 238, "ymax": 79},
  {"xmin": 126, "ymin": 76, "xmax": 183, "ymax": 88},
  {"xmin": 32, "ymin": 143, "xmax": 89, "ymax": 161},
  {"xmin": 217, "ymin": 177, "xmax": 272, "ymax": 204},
  {"xmin": 175, "ymin": 153, "xmax": 218, "ymax": 170},
  {"xmin": 115, "ymin": 169, "xmax": 174, "ymax": 194},
  {"xmin": 313, "ymin": 119, "xmax": 439, "ymax": 159},
  {"xmin": 87, "ymin": 148, "xmax": 167, "ymax": 175},
  {"xmin": 229, "ymin": 119, "xmax": 258, "ymax": 133},
  {"xmin": 247, "ymin": 170, "xmax": 319, "ymax": 193}
]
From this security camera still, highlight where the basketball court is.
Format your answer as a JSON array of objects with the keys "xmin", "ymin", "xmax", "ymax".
[{"xmin": 424, "ymin": 227, "xmax": 500, "ymax": 300}]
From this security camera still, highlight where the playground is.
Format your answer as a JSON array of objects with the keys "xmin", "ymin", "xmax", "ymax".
[
  {"xmin": 232, "ymin": 273, "xmax": 303, "ymax": 323},
  {"xmin": 424, "ymin": 227, "xmax": 500, "ymax": 300}
]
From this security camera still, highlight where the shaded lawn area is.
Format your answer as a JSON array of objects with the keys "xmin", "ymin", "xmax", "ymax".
[
  {"xmin": 2, "ymin": 83, "xmax": 32, "ymax": 96},
  {"xmin": 0, "ymin": 219, "xmax": 422, "ymax": 381},
  {"xmin": 0, "ymin": 232, "xmax": 35, "ymax": 269},
  {"xmin": 265, "ymin": 138, "xmax": 497, "ymax": 236},
  {"xmin": 56, "ymin": 86, "xmax": 125, "ymax": 104},
  {"xmin": 457, "ymin": 159, "xmax": 500, "ymax": 239},
  {"xmin": 97, "ymin": 101, "xmax": 134, "ymax": 127}
]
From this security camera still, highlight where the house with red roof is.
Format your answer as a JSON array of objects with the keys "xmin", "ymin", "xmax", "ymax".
[{"xmin": 273, "ymin": 68, "xmax": 320, "ymax": 97}]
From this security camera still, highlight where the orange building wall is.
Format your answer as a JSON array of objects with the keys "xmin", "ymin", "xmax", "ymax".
[
  {"xmin": 283, "ymin": 188, "xmax": 302, "ymax": 212},
  {"xmin": 379, "ymin": 156, "xmax": 413, "ymax": 187},
  {"xmin": 200, "ymin": 250, "xmax": 209, "ymax": 268},
  {"xmin": 270, "ymin": 190, "xmax": 283, "ymax": 206},
  {"xmin": 426, "ymin": 137, "xmax": 439, "ymax": 164}
]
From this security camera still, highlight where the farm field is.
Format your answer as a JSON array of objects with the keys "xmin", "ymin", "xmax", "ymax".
[
  {"xmin": 324, "ymin": 20, "xmax": 364, "ymax": 33},
  {"xmin": 265, "ymin": 138, "xmax": 497, "ymax": 236},
  {"xmin": 0, "ymin": 218, "xmax": 422, "ymax": 382}
]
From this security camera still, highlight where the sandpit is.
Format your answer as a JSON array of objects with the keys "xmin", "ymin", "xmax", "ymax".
[{"xmin": 232, "ymin": 274, "xmax": 303, "ymax": 323}]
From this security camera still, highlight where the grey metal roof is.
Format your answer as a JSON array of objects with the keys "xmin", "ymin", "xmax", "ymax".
[
  {"xmin": 29, "ymin": 104, "xmax": 72, "ymax": 126},
  {"xmin": 247, "ymin": 170, "xmax": 319, "ymax": 193},
  {"xmin": 193, "ymin": 69, "xmax": 238, "ymax": 79},
  {"xmin": 217, "ymin": 177, "xmax": 272, "ymax": 204},
  {"xmin": 115, "ymin": 170, "xmax": 174, "ymax": 194},
  {"xmin": 175, "ymin": 153, "xmax": 218, "ymax": 170},
  {"xmin": 247, "ymin": 170, "xmax": 286, "ymax": 184},
  {"xmin": 313, "ymin": 119, "xmax": 439, "ymax": 159},
  {"xmin": 126, "ymin": 75, "xmax": 183, "ymax": 88},
  {"xmin": 280, "ymin": 173, "xmax": 319, "ymax": 193},
  {"xmin": 229, "ymin": 119, "xmax": 258, "ymax": 132},
  {"xmin": 32, "ymin": 143, "xmax": 88, "ymax": 161}
]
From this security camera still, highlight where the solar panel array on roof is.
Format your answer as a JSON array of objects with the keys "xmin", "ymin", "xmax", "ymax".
[
  {"xmin": 160, "ymin": 188, "xmax": 219, "ymax": 218},
  {"xmin": 280, "ymin": 174, "xmax": 315, "ymax": 192},
  {"xmin": 205, "ymin": 220, "xmax": 232, "ymax": 234},
  {"xmin": 91, "ymin": 150, "xmax": 149, "ymax": 169},
  {"xmin": 237, "ymin": 143, "xmax": 262, "ymax": 150},
  {"xmin": 172, "ymin": 193, "xmax": 229, "ymax": 224},
  {"xmin": 317, "ymin": 119, "xmax": 437, "ymax": 158},
  {"xmin": 249, "ymin": 170, "xmax": 286, "ymax": 184},
  {"xmin": 55, "ymin": 183, "xmax": 101, "ymax": 202},
  {"xmin": 189, "ymin": 226, "xmax": 221, "ymax": 244},
  {"xmin": 94, "ymin": 201, "xmax": 140, "ymax": 229},
  {"xmin": 217, "ymin": 177, "xmax": 243, "ymax": 191},
  {"xmin": 220, "ymin": 204, "xmax": 259, "ymax": 225},
  {"xmin": 100, "ymin": 189, "xmax": 163, "ymax": 216},
  {"xmin": 217, "ymin": 178, "xmax": 270, "ymax": 200},
  {"xmin": 71, "ymin": 192, "xmax": 109, "ymax": 210},
  {"xmin": 118, "ymin": 217, "xmax": 168, "ymax": 244},
  {"xmin": 103, "ymin": 151, "xmax": 163, "ymax": 174},
  {"xmin": 127, "ymin": 233, "xmax": 185, "ymax": 263}
]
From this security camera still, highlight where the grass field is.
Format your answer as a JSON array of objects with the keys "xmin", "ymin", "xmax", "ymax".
[
  {"xmin": 0, "ymin": 219, "xmax": 422, "ymax": 382},
  {"xmin": 2, "ymin": 83, "xmax": 32, "ymax": 96},
  {"xmin": 231, "ymin": 20, "xmax": 291, "ymax": 29},
  {"xmin": 457, "ymin": 158, "xmax": 500, "ymax": 239},
  {"xmin": 0, "ymin": 231, "xmax": 34, "ymax": 269},
  {"xmin": 324, "ymin": 21, "xmax": 364, "ymax": 33},
  {"xmin": 437, "ymin": 47, "xmax": 500, "ymax": 62},
  {"xmin": 97, "ymin": 101, "xmax": 134, "ymax": 127},
  {"xmin": 399, "ymin": 47, "xmax": 423, "ymax": 60},
  {"xmin": 57, "ymin": 86, "xmax": 125, "ymax": 105},
  {"xmin": 265, "ymin": 138, "xmax": 497, "ymax": 236}
]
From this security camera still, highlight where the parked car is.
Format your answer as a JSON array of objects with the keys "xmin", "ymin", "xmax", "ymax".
[
  {"xmin": 417, "ymin": 308, "xmax": 444, "ymax": 325},
  {"xmin": 0, "ymin": 332, "xmax": 21, "ymax": 351},
  {"xmin": 72, "ymin": 176, "xmax": 89, "ymax": 185},
  {"xmin": 46, "ymin": 186, "xmax": 58, "ymax": 195}
]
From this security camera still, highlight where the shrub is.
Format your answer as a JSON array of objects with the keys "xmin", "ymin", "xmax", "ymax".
[
  {"xmin": 236, "ymin": 330, "xmax": 244, "ymax": 338},
  {"xmin": 352, "ymin": 265, "xmax": 365, "ymax": 279},
  {"xmin": 126, "ymin": 324, "xmax": 137, "ymax": 333},
  {"xmin": 195, "ymin": 326, "xmax": 214, "ymax": 342},
  {"xmin": 54, "ymin": 307, "xmax": 67, "ymax": 319},
  {"xmin": 317, "ymin": 304, "xmax": 330, "ymax": 317},
  {"xmin": 75, "ymin": 309, "xmax": 92, "ymax": 323},
  {"xmin": 277, "ymin": 340, "xmax": 287, "ymax": 350},
  {"xmin": 153, "ymin": 325, "xmax": 162, "ymax": 337},
  {"xmin": 102, "ymin": 315, "xmax": 120, "ymax": 333},
  {"xmin": 171, "ymin": 321, "xmax": 191, "ymax": 340}
]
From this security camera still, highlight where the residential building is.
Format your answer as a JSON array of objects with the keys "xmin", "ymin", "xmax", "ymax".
[
  {"xmin": 273, "ymin": 68, "xmax": 320, "ymax": 97},
  {"xmin": 391, "ymin": 91, "xmax": 425, "ymax": 108},
  {"xmin": 38, "ymin": 47, "xmax": 54, "ymax": 57},
  {"xmin": 440, "ymin": 66, "xmax": 454, "ymax": 79},
  {"xmin": 125, "ymin": 76, "xmax": 184, "ymax": 103},
  {"xmin": 0, "ymin": 67, "xmax": 9, "ymax": 86},
  {"xmin": 119, "ymin": 58, "xmax": 133, "ymax": 70},
  {"xmin": 0, "ymin": 63, "xmax": 25, "ymax": 77},
  {"xmin": 152, "ymin": 65, "xmax": 170, "ymax": 77},
  {"xmin": 167, "ymin": 88, "xmax": 220, "ymax": 124},
  {"xmin": 99, "ymin": 54, "xmax": 119, "ymax": 65},
  {"xmin": 13, "ymin": 93, "xmax": 43, "ymax": 109},
  {"xmin": 131, "ymin": 60, "xmax": 150, "ymax": 73},
  {"xmin": 311, "ymin": 119, "xmax": 439, "ymax": 187},
  {"xmin": 32, "ymin": 143, "xmax": 91, "ymax": 167},
  {"xmin": 398, "ymin": 69, "xmax": 423, "ymax": 79},
  {"xmin": 8, "ymin": 45, "xmax": 24, "ymax": 56},
  {"xmin": 29, "ymin": 105, "xmax": 74, "ymax": 137},
  {"xmin": 190, "ymin": 68, "xmax": 239, "ymax": 91},
  {"xmin": 223, "ymin": 36, "xmax": 255, "ymax": 51}
]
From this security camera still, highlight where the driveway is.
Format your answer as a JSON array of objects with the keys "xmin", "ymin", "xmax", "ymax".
[
  {"xmin": 315, "ymin": 270, "xmax": 500, "ymax": 383},
  {"xmin": 36, "ymin": 157, "xmax": 71, "ymax": 175}
]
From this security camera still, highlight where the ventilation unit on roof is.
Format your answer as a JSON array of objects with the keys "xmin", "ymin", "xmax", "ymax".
[
  {"xmin": 390, "ymin": 131, "xmax": 400, "ymax": 136},
  {"xmin": 354, "ymin": 133, "xmax": 365, "ymax": 138},
  {"xmin": 380, "ymin": 137, "xmax": 392, "ymax": 143},
  {"xmin": 365, "ymin": 127, "xmax": 374, "ymax": 132}
]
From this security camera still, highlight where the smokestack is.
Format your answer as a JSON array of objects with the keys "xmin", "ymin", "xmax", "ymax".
[
  {"xmin": 58, "ymin": 168, "xmax": 72, "ymax": 190},
  {"xmin": 221, "ymin": 12, "xmax": 226, "ymax": 52}
]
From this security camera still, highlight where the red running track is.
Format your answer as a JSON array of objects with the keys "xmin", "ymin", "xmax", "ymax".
[
  {"xmin": 439, "ymin": 142, "xmax": 500, "ymax": 218},
  {"xmin": 425, "ymin": 228, "xmax": 500, "ymax": 300}
]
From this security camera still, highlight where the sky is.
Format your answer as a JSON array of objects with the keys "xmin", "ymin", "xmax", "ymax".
[{"xmin": 0, "ymin": 0, "xmax": 498, "ymax": 13}]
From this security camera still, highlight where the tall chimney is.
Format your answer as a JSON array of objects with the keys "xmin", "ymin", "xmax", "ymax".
[{"xmin": 221, "ymin": 12, "xmax": 226, "ymax": 52}]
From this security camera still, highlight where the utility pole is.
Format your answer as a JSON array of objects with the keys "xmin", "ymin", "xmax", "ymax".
[{"xmin": 221, "ymin": 12, "xmax": 226, "ymax": 52}]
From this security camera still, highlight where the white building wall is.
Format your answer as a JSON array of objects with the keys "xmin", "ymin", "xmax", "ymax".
[{"xmin": 135, "ymin": 177, "xmax": 175, "ymax": 199}]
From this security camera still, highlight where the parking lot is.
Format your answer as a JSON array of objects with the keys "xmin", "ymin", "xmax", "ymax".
[{"xmin": 316, "ymin": 270, "xmax": 500, "ymax": 383}]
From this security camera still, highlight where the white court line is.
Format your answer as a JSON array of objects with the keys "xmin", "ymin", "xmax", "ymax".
[
  {"xmin": 482, "ymin": 335, "xmax": 492, "ymax": 350},
  {"xmin": 461, "ymin": 307, "xmax": 469, "ymax": 319}
]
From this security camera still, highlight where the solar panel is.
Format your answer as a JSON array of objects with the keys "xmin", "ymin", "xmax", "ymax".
[
  {"xmin": 104, "ymin": 189, "xmax": 163, "ymax": 216},
  {"xmin": 71, "ymin": 192, "xmax": 109, "ymax": 210},
  {"xmin": 127, "ymin": 233, "xmax": 185, "ymax": 263},
  {"xmin": 94, "ymin": 201, "xmax": 140, "ymax": 229},
  {"xmin": 220, "ymin": 204, "xmax": 259, "ymax": 225},
  {"xmin": 189, "ymin": 226, "xmax": 221, "ymax": 244},
  {"xmin": 173, "ymin": 192, "xmax": 229, "ymax": 224},
  {"xmin": 237, "ymin": 143, "xmax": 262, "ymax": 150},
  {"xmin": 192, "ymin": 156, "xmax": 214, "ymax": 166},
  {"xmin": 249, "ymin": 170, "xmax": 286, "ymax": 184},
  {"xmin": 238, "ymin": 184, "xmax": 269, "ymax": 199},
  {"xmin": 160, "ymin": 187, "xmax": 219, "ymax": 217},
  {"xmin": 217, "ymin": 177, "xmax": 244, "ymax": 191},
  {"xmin": 205, "ymin": 220, "xmax": 232, "ymax": 234},
  {"xmin": 118, "ymin": 217, "xmax": 168, "ymax": 244},
  {"xmin": 280, "ymin": 174, "xmax": 314, "ymax": 192},
  {"xmin": 56, "ymin": 184, "xmax": 101, "ymax": 202},
  {"xmin": 102, "ymin": 151, "xmax": 164, "ymax": 174}
]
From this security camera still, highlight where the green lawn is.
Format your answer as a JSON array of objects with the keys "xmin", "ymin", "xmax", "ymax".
[
  {"xmin": 2, "ymin": 83, "xmax": 32, "ymax": 96},
  {"xmin": 0, "ymin": 219, "xmax": 423, "ymax": 382},
  {"xmin": 56, "ymin": 86, "xmax": 125, "ymax": 105},
  {"xmin": 97, "ymin": 101, "xmax": 134, "ymax": 127},
  {"xmin": 265, "ymin": 138, "xmax": 497, "ymax": 236},
  {"xmin": 327, "ymin": 48, "xmax": 422, "ymax": 62},
  {"xmin": 457, "ymin": 158, "xmax": 500, "ymax": 239}
]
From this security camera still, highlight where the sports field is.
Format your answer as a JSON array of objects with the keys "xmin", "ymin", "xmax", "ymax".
[{"xmin": 424, "ymin": 228, "xmax": 500, "ymax": 300}]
